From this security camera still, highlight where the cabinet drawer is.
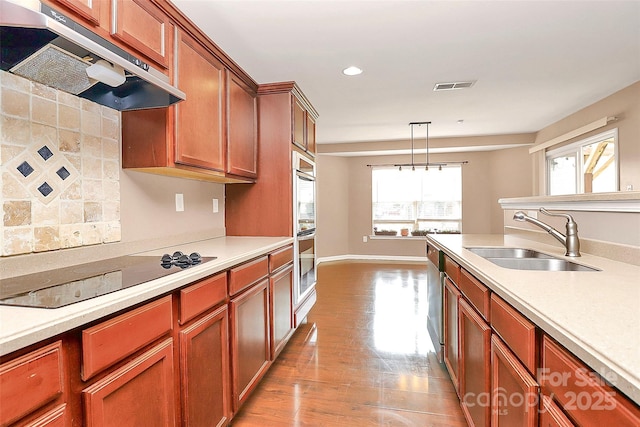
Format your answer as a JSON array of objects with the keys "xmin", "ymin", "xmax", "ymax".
[
  {"xmin": 269, "ymin": 245, "xmax": 293, "ymax": 273},
  {"xmin": 0, "ymin": 341, "xmax": 64, "ymax": 426},
  {"xmin": 229, "ymin": 256, "xmax": 269, "ymax": 296},
  {"xmin": 490, "ymin": 293, "xmax": 537, "ymax": 373},
  {"xmin": 179, "ymin": 272, "xmax": 228, "ymax": 325},
  {"xmin": 444, "ymin": 255, "xmax": 460, "ymax": 284},
  {"xmin": 459, "ymin": 269, "xmax": 490, "ymax": 321},
  {"xmin": 24, "ymin": 404, "xmax": 68, "ymax": 427},
  {"xmin": 540, "ymin": 336, "xmax": 640, "ymax": 426},
  {"xmin": 82, "ymin": 296, "xmax": 173, "ymax": 380},
  {"xmin": 426, "ymin": 244, "xmax": 441, "ymax": 269}
]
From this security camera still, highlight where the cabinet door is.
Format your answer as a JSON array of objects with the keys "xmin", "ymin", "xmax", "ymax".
[
  {"xmin": 111, "ymin": 0, "xmax": 171, "ymax": 68},
  {"xmin": 53, "ymin": 0, "xmax": 102, "ymax": 25},
  {"xmin": 292, "ymin": 96, "xmax": 306, "ymax": 149},
  {"xmin": 179, "ymin": 305, "xmax": 230, "ymax": 427},
  {"xmin": 82, "ymin": 339, "xmax": 176, "ymax": 427},
  {"xmin": 230, "ymin": 279, "xmax": 270, "ymax": 412},
  {"xmin": 270, "ymin": 265, "xmax": 294, "ymax": 360},
  {"xmin": 0, "ymin": 341, "xmax": 64, "ymax": 426},
  {"xmin": 539, "ymin": 395, "xmax": 575, "ymax": 427},
  {"xmin": 444, "ymin": 277, "xmax": 461, "ymax": 396},
  {"xmin": 459, "ymin": 298, "xmax": 491, "ymax": 427},
  {"xmin": 227, "ymin": 73, "xmax": 257, "ymax": 178},
  {"xmin": 306, "ymin": 114, "xmax": 316, "ymax": 154},
  {"xmin": 175, "ymin": 31, "xmax": 226, "ymax": 172},
  {"xmin": 491, "ymin": 335, "xmax": 539, "ymax": 427}
]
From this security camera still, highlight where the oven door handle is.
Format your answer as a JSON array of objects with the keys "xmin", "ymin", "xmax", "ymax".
[
  {"xmin": 296, "ymin": 171, "xmax": 315, "ymax": 181},
  {"xmin": 297, "ymin": 230, "xmax": 316, "ymax": 240}
]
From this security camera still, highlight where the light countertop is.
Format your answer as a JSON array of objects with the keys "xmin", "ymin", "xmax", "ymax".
[
  {"xmin": 426, "ymin": 233, "xmax": 640, "ymax": 406},
  {"xmin": 0, "ymin": 236, "xmax": 292, "ymax": 357}
]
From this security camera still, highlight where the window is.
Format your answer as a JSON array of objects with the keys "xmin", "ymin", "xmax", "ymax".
[
  {"xmin": 547, "ymin": 129, "xmax": 618, "ymax": 195},
  {"xmin": 372, "ymin": 166, "xmax": 462, "ymax": 235}
]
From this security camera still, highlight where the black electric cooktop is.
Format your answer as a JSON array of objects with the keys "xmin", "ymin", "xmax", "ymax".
[{"xmin": 0, "ymin": 253, "xmax": 216, "ymax": 309}]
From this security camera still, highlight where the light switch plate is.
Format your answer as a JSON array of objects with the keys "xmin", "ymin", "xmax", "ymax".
[
  {"xmin": 212, "ymin": 198, "xmax": 219, "ymax": 213},
  {"xmin": 175, "ymin": 193, "xmax": 184, "ymax": 212}
]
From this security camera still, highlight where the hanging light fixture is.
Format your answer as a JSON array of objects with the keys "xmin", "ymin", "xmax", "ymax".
[{"xmin": 367, "ymin": 121, "xmax": 469, "ymax": 169}]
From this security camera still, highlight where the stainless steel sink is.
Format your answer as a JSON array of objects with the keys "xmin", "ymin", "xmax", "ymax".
[
  {"xmin": 466, "ymin": 247, "xmax": 554, "ymax": 259},
  {"xmin": 465, "ymin": 247, "xmax": 599, "ymax": 271},
  {"xmin": 485, "ymin": 257, "xmax": 599, "ymax": 272}
]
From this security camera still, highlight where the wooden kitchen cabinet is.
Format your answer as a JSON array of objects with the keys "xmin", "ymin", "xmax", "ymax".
[
  {"xmin": 175, "ymin": 29, "xmax": 226, "ymax": 172},
  {"xmin": 82, "ymin": 339, "xmax": 176, "ymax": 427},
  {"xmin": 176, "ymin": 272, "xmax": 230, "ymax": 427},
  {"xmin": 227, "ymin": 73, "xmax": 258, "ymax": 179},
  {"xmin": 540, "ymin": 394, "xmax": 575, "ymax": 427},
  {"xmin": 122, "ymin": 29, "xmax": 258, "ymax": 183},
  {"xmin": 540, "ymin": 335, "xmax": 640, "ymax": 426},
  {"xmin": 178, "ymin": 305, "xmax": 230, "ymax": 427},
  {"xmin": 111, "ymin": 0, "xmax": 172, "ymax": 69},
  {"xmin": 81, "ymin": 295, "xmax": 173, "ymax": 381},
  {"xmin": 292, "ymin": 93, "xmax": 318, "ymax": 156},
  {"xmin": 48, "ymin": 0, "xmax": 172, "ymax": 71},
  {"xmin": 229, "ymin": 279, "xmax": 271, "ymax": 413},
  {"xmin": 444, "ymin": 276, "xmax": 461, "ymax": 396},
  {"xmin": 0, "ymin": 341, "xmax": 66, "ymax": 426},
  {"xmin": 491, "ymin": 335, "xmax": 539, "ymax": 427},
  {"xmin": 270, "ymin": 265, "xmax": 294, "ymax": 360},
  {"xmin": 51, "ymin": 0, "xmax": 102, "ymax": 26},
  {"xmin": 459, "ymin": 298, "xmax": 492, "ymax": 427}
]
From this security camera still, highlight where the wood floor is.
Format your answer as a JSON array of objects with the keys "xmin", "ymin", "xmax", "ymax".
[{"xmin": 230, "ymin": 261, "xmax": 467, "ymax": 426}]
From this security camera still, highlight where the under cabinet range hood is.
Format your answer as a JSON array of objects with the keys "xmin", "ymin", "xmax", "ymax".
[{"xmin": 0, "ymin": 0, "xmax": 186, "ymax": 110}]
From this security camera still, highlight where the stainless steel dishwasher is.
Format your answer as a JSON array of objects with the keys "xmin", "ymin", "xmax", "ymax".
[{"xmin": 426, "ymin": 243, "xmax": 445, "ymax": 362}]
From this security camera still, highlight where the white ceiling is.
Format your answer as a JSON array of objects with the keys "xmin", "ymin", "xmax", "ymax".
[{"xmin": 171, "ymin": 0, "xmax": 640, "ymax": 145}]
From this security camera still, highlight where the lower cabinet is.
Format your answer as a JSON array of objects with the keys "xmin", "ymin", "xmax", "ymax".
[
  {"xmin": 438, "ymin": 253, "xmax": 640, "ymax": 427},
  {"xmin": 459, "ymin": 298, "xmax": 492, "ymax": 427},
  {"xmin": 444, "ymin": 277, "xmax": 461, "ymax": 396},
  {"xmin": 230, "ymin": 279, "xmax": 271, "ymax": 413},
  {"xmin": 539, "ymin": 394, "xmax": 574, "ymax": 427},
  {"xmin": 82, "ymin": 339, "xmax": 176, "ymax": 427},
  {"xmin": 0, "ymin": 341, "xmax": 66, "ymax": 426},
  {"xmin": 540, "ymin": 335, "xmax": 640, "ymax": 427},
  {"xmin": 179, "ymin": 305, "xmax": 230, "ymax": 427},
  {"xmin": 491, "ymin": 335, "xmax": 539, "ymax": 427},
  {"xmin": 270, "ymin": 264, "xmax": 294, "ymax": 360}
]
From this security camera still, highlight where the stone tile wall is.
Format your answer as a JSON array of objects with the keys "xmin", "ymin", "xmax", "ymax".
[{"xmin": 1, "ymin": 71, "xmax": 121, "ymax": 256}]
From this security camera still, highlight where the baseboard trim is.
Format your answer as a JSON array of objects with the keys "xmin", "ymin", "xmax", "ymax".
[{"xmin": 317, "ymin": 254, "xmax": 428, "ymax": 264}]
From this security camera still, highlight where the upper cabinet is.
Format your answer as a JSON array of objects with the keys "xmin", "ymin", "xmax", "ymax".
[
  {"xmin": 227, "ymin": 74, "xmax": 258, "ymax": 179},
  {"xmin": 52, "ymin": 0, "xmax": 102, "ymax": 26},
  {"xmin": 174, "ymin": 30, "xmax": 226, "ymax": 171},
  {"xmin": 292, "ymin": 89, "xmax": 318, "ymax": 156},
  {"xmin": 49, "ymin": 0, "xmax": 172, "ymax": 72},
  {"xmin": 122, "ymin": 26, "xmax": 259, "ymax": 183},
  {"xmin": 111, "ymin": 0, "xmax": 172, "ymax": 69}
]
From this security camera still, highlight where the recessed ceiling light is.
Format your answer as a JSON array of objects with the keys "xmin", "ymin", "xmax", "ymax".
[{"xmin": 342, "ymin": 66, "xmax": 363, "ymax": 76}]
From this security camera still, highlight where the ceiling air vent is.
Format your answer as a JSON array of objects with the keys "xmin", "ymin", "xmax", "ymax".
[{"xmin": 434, "ymin": 81, "xmax": 476, "ymax": 91}]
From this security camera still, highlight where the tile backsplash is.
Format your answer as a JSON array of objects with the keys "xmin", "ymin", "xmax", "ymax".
[{"xmin": 1, "ymin": 71, "xmax": 121, "ymax": 256}]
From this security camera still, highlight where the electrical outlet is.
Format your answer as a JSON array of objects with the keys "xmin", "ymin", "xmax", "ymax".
[
  {"xmin": 212, "ymin": 198, "xmax": 219, "ymax": 213},
  {"xmin": 362, "ymin": 235, "xmax": 368, "ymax": 243},
  {"xmin": 175, "ymin": 193, "xmax": 184, "ymax": 212}
]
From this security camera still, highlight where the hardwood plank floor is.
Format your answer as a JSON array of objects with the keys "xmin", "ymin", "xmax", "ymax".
[{"xmin": 231, "ymin": 261, "xmax": 467, "ymax": 426}]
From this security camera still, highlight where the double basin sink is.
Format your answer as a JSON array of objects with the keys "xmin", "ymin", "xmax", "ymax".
[{"xmin": 465, "ymin": 247, "xmax": 599, "ymax": 272}]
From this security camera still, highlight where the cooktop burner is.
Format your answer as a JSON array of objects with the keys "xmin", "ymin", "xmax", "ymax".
[{"xmin": 0, "ymin": 253, "xmax": 216, "ymax": 309}]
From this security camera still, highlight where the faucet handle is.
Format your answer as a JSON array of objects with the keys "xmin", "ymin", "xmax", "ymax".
[{"xmin": 539, "ymin": 208, "xmax": 575, "ymax": 223}]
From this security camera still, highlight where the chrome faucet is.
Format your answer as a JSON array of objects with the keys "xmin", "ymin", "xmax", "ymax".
[{"xmin": 513, "ymin": 208, "xmax": 581, "ymax": 257}]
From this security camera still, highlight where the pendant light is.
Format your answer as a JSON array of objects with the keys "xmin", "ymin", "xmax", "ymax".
[{"xmin": 367, "ymin": 121, "xmax": 468, "ymax": 169}]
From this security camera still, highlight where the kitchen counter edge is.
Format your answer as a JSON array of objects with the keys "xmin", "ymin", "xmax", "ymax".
[{"xmin": 0, "ymin": 236, "xmax": 293, "ymax": 357}]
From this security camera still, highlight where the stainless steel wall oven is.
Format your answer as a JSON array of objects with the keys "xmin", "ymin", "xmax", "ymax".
[{"xmin": 293, "ymin": 152, "xmax": 316, "ymax": 309}]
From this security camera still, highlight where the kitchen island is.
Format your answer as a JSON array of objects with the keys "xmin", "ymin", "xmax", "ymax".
[{"xmin": 427, "ymin": 233, "xmax": 640, "ymax": 423}]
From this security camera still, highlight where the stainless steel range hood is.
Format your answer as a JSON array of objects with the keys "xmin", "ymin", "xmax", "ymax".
[{"xmin": 0, "ymin": 0, "xmax": 185, "ymax": 110}]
